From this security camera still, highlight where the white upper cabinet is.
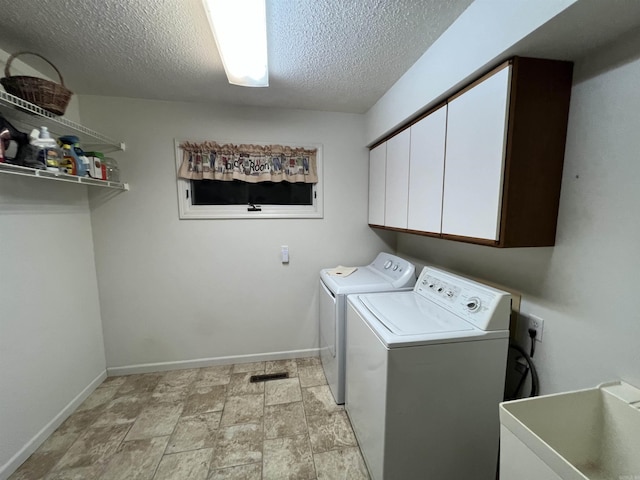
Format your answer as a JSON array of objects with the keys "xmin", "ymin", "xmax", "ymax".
[
  {"xmin": 441, "ymin": 66, "xmax": 511, "ymax": 241},
  {"xmin": 368, "ymin": 142, "xmax": 386, "ymax": 225},
  {"xmin": 407, "ymin": 105, "xmax": 447, "ymax": 234},
  {"xmin": 368, "ymin": 57, "xmax": 573, "ymax": 247},
  {"xmin": 384, "ymin": 129, "xmax": 411, "ymax": 229}
]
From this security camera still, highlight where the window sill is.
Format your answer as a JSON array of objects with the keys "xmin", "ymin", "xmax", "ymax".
[{"xmin": 178, "ymin": 203, "xmax": 323, "ymax": 219}]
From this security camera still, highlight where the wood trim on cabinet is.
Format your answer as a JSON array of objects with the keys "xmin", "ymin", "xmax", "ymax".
[
  {"xmin": 441, "ymin": 234, "xmax": 500, "ymax": 247},
  {"xmin": 369, "ymin": 100, "xmax": 448, "ymax": 150},
  {"xmin": 403, "ymin": 228, "xmax": 442, "ymax": 239},
  {"xmin": 371, "ymin": 224, "xmax": 499, "ymax": 245},
  {"xmin": 447, "ymin": 60, "xmax": 511, "ymax": 103},
  {"xmin": 369, "ymin": 224, "xmax": 408, "ymax": 234},
  {"xmin": 497, "ymin": 57, "xmax": 573, "ymax": 247},
  {"xmin": 370, "ymin": 224, "xmax": 442, "ymax": 239}
]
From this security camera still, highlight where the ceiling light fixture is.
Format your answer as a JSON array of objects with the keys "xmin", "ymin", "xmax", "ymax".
[{"xmin": 202, "ymin": 0, "xmax": 269, "ymax": 87}]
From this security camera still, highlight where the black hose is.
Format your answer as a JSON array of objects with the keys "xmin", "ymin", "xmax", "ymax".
[{"xmin": 508, "ymin": 342, "xmax": 539, "ymax": 397}]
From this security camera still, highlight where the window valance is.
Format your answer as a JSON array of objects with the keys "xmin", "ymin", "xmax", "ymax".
[{"xmin": 178, "ymin": 141, "xmax": 318, "ymax": 184}]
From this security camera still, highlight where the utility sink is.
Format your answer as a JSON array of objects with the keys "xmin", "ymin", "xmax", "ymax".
[{"xmin": 499, "ymin": 381, "xmax": 640, "ymax": 480}]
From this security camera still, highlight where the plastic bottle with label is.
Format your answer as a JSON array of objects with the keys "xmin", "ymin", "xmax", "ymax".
[
  {"xmin": 30, "ymin": 127, "xmax": 63, "ymax": 172},
  {"xmin": 58, "ymin": 135, "xmax": 89, "ymax": 176},
  {"xmin": 59, "ymin": 144, "xmax": 77, "ymax": 175},
  {"xmin": 84, "ymin": 151, "xmax": 107, "ymax": 180}
]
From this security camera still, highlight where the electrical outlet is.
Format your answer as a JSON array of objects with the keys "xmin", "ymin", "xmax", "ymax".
[{"xmin": 529, "ymin": 314, "xmax": 544, "ymax": 342}]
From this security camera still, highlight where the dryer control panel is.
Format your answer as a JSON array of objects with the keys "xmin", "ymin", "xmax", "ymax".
[
  {"xmin": 370, "ymin": 252, "xmax": 417, "ymax": 288},
  {"xmin": 415, "ymin": 267, "xmax": 511, "ymax": 331}
]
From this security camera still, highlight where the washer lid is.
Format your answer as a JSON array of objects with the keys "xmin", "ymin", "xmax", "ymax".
[{"xmin": 360, "ymin": 292, "xmax": 474, "ymax": 336}]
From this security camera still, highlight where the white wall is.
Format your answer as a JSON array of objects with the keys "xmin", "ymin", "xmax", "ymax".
[
  {"xmin": 395, "ymin": 31, "xmax": 640, "ymax": 394},
  {"xmin": 365, "ymin": 0, "xmax": 577, "ymax": 144},
  {"xmin": 79, "ymin": 96, "xmax": 393, "ymax": 370},
  {"xmin": 0, "ymin": 178, "xmax": 106, "ymax": 476}
]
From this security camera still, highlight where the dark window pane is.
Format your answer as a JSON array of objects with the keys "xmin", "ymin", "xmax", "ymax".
[{"xmin": 191, "ymin": 180, "xmax": 313, "ymax": 206}]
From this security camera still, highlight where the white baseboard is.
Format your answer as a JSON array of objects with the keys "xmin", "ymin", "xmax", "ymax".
[
  {"xmin": 106, "ymin": 348, "xmax": 320, "ymax": 376},
  {"xmin": 0, "ymin": 370, "xmax": 107, "ymax": 480}
]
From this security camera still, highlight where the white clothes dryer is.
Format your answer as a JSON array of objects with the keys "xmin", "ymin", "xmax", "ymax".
[
  {"xmin": 346, "ymin": 266, "xmax": 511, "ymax": 480},
  {"xmin": 319, "ymin": 252, "xmax": 415, "ymax": 405}
]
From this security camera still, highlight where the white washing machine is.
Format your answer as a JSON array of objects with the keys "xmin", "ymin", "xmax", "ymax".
[
  {"xmin": 319, "ymin": 252, "xmax": 415, "ymax": 405},
  {"xmin": 346, "ymin": 266, "xmax": 511, "ymax": 480}
]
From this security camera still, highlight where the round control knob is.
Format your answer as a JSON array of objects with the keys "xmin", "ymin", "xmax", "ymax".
[
  {"xmin": 428, "ymin": 284, "xmax": 435, "ymax": 288},
  {"xmin": 384, "ymin": 260, "xmax": 392, "ymax": 269},
  {"xmin": 446, "ymin": 291, "xmax": 454, "ymax": 298},
  {"xmin": 466, "ymin": 297, "xmax": 481, "ymax": 312},
  {"xmin": 437, "ymin": 287, "xmax": 443, "ymax": 292},
  {"xmin": 392, "ymin": 264, "xmax": 399, "ymax": 271}
]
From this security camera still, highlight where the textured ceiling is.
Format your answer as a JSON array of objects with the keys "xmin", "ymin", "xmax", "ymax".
[{"xmin": 0, "ymin": 0, "xmax": 473, "ymax": 113}]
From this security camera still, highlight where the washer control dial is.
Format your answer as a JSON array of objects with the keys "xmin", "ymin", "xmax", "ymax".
[
  {"xmin": 466, "ymin": 297, "xmax": 481, "ymax": 312},
  {"xmin": 392, "ymin": 264, "xmax": 399, "ymax": 271},
  {"xmin": 384, "ymin": 260, "xmax": 392, "ymax": 269}
]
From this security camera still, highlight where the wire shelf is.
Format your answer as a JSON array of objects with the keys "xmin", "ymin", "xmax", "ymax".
[
  {"xmin": 0, "ymin": 91, "xmax": 125, "ymax": 153},
  {"xmin": 0, "ymin": 162, "xmax": 129, "ymax": 190}
]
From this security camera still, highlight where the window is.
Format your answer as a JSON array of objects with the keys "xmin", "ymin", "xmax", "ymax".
[
  {"xmin": 191, "ymin": 180, "xmax": 314, "ymax": 206},
  {"xmin": 175, "ymin": 140, "xmax": 323, "ymax": 219}
]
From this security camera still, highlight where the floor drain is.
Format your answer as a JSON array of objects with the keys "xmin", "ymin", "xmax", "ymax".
[{"xmin": 249, "ymin": 372, "xmax": 289, "ymax": 383}]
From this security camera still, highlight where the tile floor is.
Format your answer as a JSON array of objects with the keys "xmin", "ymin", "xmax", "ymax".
[{"xmin": 9, "ymin": 357, "xmax": 370, "ymax": 480}]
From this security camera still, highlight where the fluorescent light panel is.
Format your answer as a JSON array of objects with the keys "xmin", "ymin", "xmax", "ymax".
[{"xmin": 203, "ymin": 0, "xmax": 269, "ymax": 87}]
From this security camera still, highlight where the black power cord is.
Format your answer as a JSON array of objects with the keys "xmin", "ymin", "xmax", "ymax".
[
  {"xmin": 528, "ymin": 328, "xmax": 537, "ymax": 357},
  {"xmin": 508, "ymin": 342, "xmax": 539, "ymax": 398}
]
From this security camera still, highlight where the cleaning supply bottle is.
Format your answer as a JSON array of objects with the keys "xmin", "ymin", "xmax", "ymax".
[
  {"xmin": 84, "ymin": 151, "xmax": 107, "ymax": 180},
  {"xmin": 59, "ymin": 144, "xmax": 77, "ymax": 175},
  {"xmin": 58, "ymin": 135, "xmax": 89, "ymax": 176},
  {"xmin": 30, "ymin": 127, "xmax": 63, "ymax": 172}
]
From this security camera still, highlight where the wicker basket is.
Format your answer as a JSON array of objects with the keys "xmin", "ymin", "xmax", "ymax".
[{"xmin": 1, "ymin": 51, "xmax": 73, "ymax": 116}]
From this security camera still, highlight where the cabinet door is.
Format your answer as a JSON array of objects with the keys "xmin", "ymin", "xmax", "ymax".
[
  {"xmin": 368, "ymin": 143, "xmax": 386, "ymax": 225},
  {"xmin": 442, "ymin": 66, "xmax": 511, "ymax": 241},
  {"xmin": 384, "ymin": 129, "xmax": 411, "ymax": 229},
  {"xmin": 408, "ymin": 105, "xmax": 447, "ymax": 233}
]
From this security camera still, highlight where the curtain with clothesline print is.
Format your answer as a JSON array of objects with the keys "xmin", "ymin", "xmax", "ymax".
[{"xmin": 178, "ymin": 141, "xmax": 318, "ymax": 184}]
